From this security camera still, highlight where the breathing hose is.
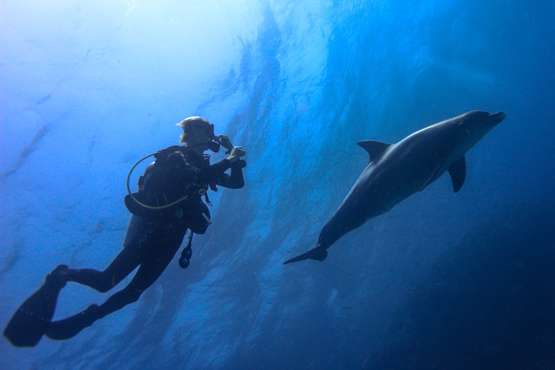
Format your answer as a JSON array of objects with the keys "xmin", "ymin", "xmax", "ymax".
[{"xmin": 126, "ymin": 152, "xmax": 192, "ymax": 210}]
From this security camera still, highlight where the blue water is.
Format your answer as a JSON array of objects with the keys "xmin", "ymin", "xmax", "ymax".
[{"xmin": 1, "ymin": 1, "xmax": 554, "ymax": 369}]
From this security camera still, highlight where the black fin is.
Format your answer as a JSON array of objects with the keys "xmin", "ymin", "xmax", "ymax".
[
  {"xmin": 357, "ymin": 140, "xmax": 390, "ymax": 162},
  {"xmin": 283, "ymin": 247, "xmax": 328, "ymax": 265},
  {"xmin": 4, "ymin": 266, "xmax": 67, "ymax": 347},
  {"xmin": 448, "ymin": 157, "xmax": 466, "ymax": 192}
]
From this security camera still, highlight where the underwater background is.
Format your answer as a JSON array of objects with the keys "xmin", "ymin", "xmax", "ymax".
[{"xmin": 1, "ymin": 1, "xmax": 554, "ymax": 369}]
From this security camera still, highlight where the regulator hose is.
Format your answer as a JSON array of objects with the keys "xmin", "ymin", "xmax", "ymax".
[{"xmin": 126, "ymin": 152, "xmax": 192, "ymax": 210}]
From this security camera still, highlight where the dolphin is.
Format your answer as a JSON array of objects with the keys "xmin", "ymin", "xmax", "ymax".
[{"xmin": 284, "ymin": 110, "xmax": 505, "ymax": 264}]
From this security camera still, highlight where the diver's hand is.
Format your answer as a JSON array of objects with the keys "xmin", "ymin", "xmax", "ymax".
[
  {"xmin": 217, "ymin": 135, "xmax": 234, "ymax": 152},
  {"xmin": 226, "ymin": 146, "xmax": 246, "ymax": 162}
]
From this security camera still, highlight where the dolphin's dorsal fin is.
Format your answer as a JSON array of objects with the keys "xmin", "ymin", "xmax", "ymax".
[
  {"xmin": 448, "ymin": 157, "xmax": 466, "ymax": 192},
  {"xmin": 357, "ymin": 140, "xmax": 390, "ymax": 162}
]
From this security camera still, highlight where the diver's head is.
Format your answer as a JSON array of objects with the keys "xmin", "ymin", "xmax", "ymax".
[{"xmin": 177, "ymin": 116, "xmax": 220, "ymax": 152}]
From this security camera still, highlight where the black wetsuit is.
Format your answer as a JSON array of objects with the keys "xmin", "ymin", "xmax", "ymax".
[{"xmin": 45, "ymin": 148, "xmax": 245, "ymax": 340}]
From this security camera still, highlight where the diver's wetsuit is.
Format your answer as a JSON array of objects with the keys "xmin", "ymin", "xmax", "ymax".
[{"xmin": 45, "ymin": 148, "xmax": 245, "ymax": 340}]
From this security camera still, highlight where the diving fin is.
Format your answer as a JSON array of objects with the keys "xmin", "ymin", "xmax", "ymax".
[
  {"xmin": 4, "ymin": 265, "xmax": 67, "ymax": 347},
  {"xmin": 448, "ymin": 156, "xmax": 466, "ymax": 192},
  {"xmin": 283, "ymin": 246, "xmax": 328, "ymax": 265}
]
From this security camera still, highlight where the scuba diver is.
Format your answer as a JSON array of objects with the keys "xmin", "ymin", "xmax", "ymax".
[{"xmin": 4, "ymin": 117, "xmax": 246, "ymax": 346}]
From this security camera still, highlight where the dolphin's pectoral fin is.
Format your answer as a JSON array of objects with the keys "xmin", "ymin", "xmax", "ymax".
[
  {"xmin": 357, "ymin": 140, "xmax": 390, "ymax": 162},
  {"xmin": 283, "ymin": 247, "xmax": 328, "ymax": 265},
  {"xmin": 448, "ymin": 157, "xmax": 466, "ymax": 192}
]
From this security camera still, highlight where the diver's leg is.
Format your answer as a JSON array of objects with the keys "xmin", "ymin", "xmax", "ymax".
[
  {"xmin": 94, "ymin": 239, "xmax": 182, "ymax": 318},
  {"xmin": 63, "ymin": 246, "xmax": 142, "ymax": 293},
  {"xmin": 45, "ymin": 228, "xmax": 185, "ymax": 340},
  {"xmin": 57, "ymin": 216, "xmax": 151, "ymax": 292}
]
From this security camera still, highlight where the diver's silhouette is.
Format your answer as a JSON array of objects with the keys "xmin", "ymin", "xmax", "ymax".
[{"xmin": 4, "ymin": 117, "xmax": 246, "ymax": 346}]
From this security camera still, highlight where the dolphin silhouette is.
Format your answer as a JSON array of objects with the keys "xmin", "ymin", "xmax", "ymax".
[{"xmin": 284, "ymin": 111, "xmax": 505, "ymax": 264}]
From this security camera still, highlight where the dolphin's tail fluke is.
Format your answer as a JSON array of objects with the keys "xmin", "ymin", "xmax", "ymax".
[{"xmin": 283, "ymin": 246, "xmax": 328, "ymax": 265}]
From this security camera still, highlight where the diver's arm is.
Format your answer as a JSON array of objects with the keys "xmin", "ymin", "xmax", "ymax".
[
  {"xmin": 198, "ymin": 158, "xmax": 233, "ymax": 183},
  {"xmin": 216, "ymin": 160, "xmax": 246, "ymax": 189}
]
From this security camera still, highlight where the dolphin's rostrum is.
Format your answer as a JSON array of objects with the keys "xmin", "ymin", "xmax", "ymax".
[{"xmin": 284, "ymin": 111, "xmax": 506, "ymax": 265}]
